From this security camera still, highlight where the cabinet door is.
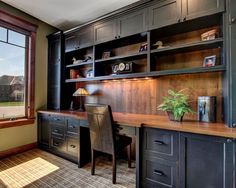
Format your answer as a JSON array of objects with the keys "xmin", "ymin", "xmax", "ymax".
[
  {"xmin": 118, "ymin": 9, "xmax": 147, "ymax": 38},
  {"xmin": 47, "ymin": 33, "xmax": 62, "ymax": 110},
  {"xmin": 65, "ymin": 26, "xmax": 94, "ymax": 52},
  {"xmin": 94, "ymin": 20, "xmax": 117, "ymax": 44},
  {"xmin": 182, "ymin": 0, "xmax": 225, "ymax": 21},
  {"xmin": 179, "ymin": 133, "xmax": 233, "ymax": 188},
  {"xmin": 148, "ymin": 0, "xmax": 181, "ymax": 30},
  {"xmin": 38, "ymin": 114, "xmax": 51, "ymax": 148}
]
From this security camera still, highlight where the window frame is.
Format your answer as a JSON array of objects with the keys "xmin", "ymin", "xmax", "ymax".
[{"xmin": 0, "ymin": 9, "xmax": 37, "ymax": 128}]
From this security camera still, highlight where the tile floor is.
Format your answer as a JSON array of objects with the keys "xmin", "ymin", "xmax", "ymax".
[{"xmin": 0, "ymin": 149, "xmax": 135, "ymax": 188}]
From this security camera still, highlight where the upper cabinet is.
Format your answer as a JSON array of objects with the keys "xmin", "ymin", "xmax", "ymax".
[
  {"xmin": 148, "ymin": 0, "xmax": 181, "ymax": 30},
  {"xmin": 118, "ymin": 9, "xmax": 147, "ymax": 38},
  {"xmin": 65, "ymin": 25, "xmax": 94, "ymax": 52},
  {"xmin": 148, "ymin": 0, "xmax": 225, "ymax": 30},
  {"xmin": 94, "ymin": 20, "xmax": 117, "ymax": 44},
  {"xmin": 182, "ymin": 0, "xmax": 225, "ymax": 21},
  {"xmin": 94, "ymin": 8, "xmax": 147, "ymax": 44}
]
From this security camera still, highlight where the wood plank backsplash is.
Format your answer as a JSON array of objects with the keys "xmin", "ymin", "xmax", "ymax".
[{"xmin": 76, "ymin": 72, "xmax": 223, "ymax": 122}]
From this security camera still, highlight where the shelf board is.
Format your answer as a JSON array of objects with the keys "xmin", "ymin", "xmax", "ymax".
[
  {"xmin": 95, "ymin": 51, "xmax": 147, "ymax": 63},
  {"xmin": 151, "ymin": 38, "xmax": 223, "ymax": 55},
  {"xmin": 66, "ymin": 61, "xmax": 93, "ymax": 68},
  {"xmin": 150, "ymin": 65, "xmax": 226, "ymax": 76},
  {"xmin": 65, "ymin": 72, "xmax": 148, "ymax": 83}
]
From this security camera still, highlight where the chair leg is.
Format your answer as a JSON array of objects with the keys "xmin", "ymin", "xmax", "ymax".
[
  {"xmin": 112, "ymin": 154, "xmax": 116, "ymax": 184},
  {"xmin": 127, "ymin": 144, "xmax": 132, "ymax": 168},
  {"xmin": 91, "ymin": 149, "xmax": 95, "ymax": 175}
]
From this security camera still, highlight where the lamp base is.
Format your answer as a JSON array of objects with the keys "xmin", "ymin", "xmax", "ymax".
[{"xmin": 77, "ymin": 107, "xmax": 85, "ymax": 112}]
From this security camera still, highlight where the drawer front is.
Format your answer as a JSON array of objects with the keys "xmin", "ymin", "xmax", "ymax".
[
  {"xmin": 116, "ymin": 125, "xmax": 136, "ymax": 136},
  {"xmin": 142, "ymin": 157, "xmax": 178, "ymax": 188},
  {"xmin": 66, "ymin": 118, "xmax": 79, "ymax": 136},
  {"xmin": 143, "ymin": 128, "xmax": 179, "ymax": 161},
  {"xmin": 50, "ymin": 115, "xmax": 65, "ymax": 124},
  {"xmin": 51, "ymin": 137, "xmax": 66, "ymax": 152},
  {"xmin": 67, "ymin": 138, "xmax": 79, "ymax": 156},
  {"xmin": 51, "ymin": 124, "xmax": 65, "ymax": 138},
  {"xmin": 79, "ymin": 120, "xmax": 88, "ymax": 127}
]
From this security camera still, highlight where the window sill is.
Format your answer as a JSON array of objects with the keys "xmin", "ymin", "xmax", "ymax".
[{"xmin": 0, "ymin": 118, "xmax": 35, "ymax": 129}]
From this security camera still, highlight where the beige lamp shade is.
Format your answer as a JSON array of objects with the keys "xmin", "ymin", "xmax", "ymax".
[{"xmin": 73, "ymin": 88, "xmax": 89, "ymax": 96}]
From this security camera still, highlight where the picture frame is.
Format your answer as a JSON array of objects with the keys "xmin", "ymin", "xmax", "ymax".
[
  {"xmin": 203, "ymin": 55, "xmax": 216, "ymax": 67},
  {"xmin": 139, "ymin": 43, "xmax": 148, "ymax": 52},
  {"xmin": 102, "ymin": 51, "xmax": 111, "ymax": 59}
]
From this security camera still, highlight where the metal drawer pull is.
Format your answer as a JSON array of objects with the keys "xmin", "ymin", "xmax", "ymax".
[
  {"xmin": 154, "ymin": 140, "xmax": 165, "ymax": 145},
  {"xmin": 153, "ymin": 170, "xmax": 164, "ymax": 176},
  {"xmin": 54, "ymin": 129, "xmax": 59, "ymax": 132},
  {"xmin": 70, "ymin": 145, "xmax": 76, "ymax": 148},
  {"xmin": 69, "ymin": 125, "xmax": 76, "ymax": 129},
  {"xmin": 54, "ymin": 142, "xmax": 59, "ymax": 146}
]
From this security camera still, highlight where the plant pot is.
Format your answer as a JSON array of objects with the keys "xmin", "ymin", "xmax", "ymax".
[{"xmin": 167, "ymin": 111, "xmax": 184, "ymax": 122}]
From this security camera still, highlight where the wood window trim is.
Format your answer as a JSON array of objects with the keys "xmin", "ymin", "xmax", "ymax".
[{"xmin": 0, "ymin": 10, "xmax": 37, "ymax": 128}]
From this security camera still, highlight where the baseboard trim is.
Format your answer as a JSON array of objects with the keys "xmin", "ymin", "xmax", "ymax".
[{"xmin": 0, "ymin": 142, "xmax": 37, "ymax": 159}]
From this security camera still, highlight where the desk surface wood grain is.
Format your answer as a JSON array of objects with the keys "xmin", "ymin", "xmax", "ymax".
[{"xmin": 38, "ymin": 110, "xmax": 236, "ymax": 138}]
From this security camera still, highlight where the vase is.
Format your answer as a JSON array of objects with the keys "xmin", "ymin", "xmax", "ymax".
[{"xmin": 167, "ymin": 111, "xmax": 183, "ymax": 122}]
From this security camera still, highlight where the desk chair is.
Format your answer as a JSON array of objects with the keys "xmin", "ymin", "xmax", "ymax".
[{"xmin": 85, "ymin": 104, "xmax": 132, "ymax": 184}]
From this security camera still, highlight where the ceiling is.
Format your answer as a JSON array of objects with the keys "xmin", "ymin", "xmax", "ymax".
[{"xmin": 2, "ymin": 0, "xmax": 140, "ymax": 31}]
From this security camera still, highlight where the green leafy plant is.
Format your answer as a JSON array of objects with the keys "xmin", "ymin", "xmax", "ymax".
[{"xmin": 157, "ymin": 89, "xmax": 194, "ymax": 121}]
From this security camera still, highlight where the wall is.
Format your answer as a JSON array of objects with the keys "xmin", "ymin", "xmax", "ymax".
[
  {"xmin": 0, "ymin": 2, "xmax": 57, "ymax": 151},
  {"xmin": 80, "ymin": 72, "xmax": 223, "ymax": 122}
]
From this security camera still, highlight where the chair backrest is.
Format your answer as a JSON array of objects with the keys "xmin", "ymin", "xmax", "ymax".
[{"xmin": 85, "ymin": 104, "xmax": 115, "ymax": 155}]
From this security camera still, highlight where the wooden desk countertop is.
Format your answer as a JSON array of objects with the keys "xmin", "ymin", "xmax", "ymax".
[{"xmin": 38, "ymin": 110, "xmax": 236, "ymax": 139}]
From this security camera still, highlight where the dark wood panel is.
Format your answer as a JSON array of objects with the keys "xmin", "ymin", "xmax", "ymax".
[{"xmin": 82, "ymin": 72, "xmax": 223, "ymax": 122}]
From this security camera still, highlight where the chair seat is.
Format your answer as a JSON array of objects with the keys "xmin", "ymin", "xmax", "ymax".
[{"xmin": 115, "ymin": 134, "xmax": 132, "ymax": 152}]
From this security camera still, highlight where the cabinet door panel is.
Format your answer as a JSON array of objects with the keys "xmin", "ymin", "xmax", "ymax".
[
  {"xmin": 148, "ymin": 0, "xmax": 181, "ymax": 30},
  {"xmin": 180, "ymin": 133, "xmax": 233, "ymax": 188},
  {"xmin": 38, "ymin": 114, "xmax": 50, "ymax": 148},
  {"xmin": 183, "ymin": 0, "xmax": 225, "ymax": 20},
  {"xmin": 118, "ymin": 9, "xmax": 147, "ymax": 38},
  {"xmin": 229, "ymin": 0, "xmax": 236, "ymax": 127},
  {"xmin": 65, "ymin": 26, "xmax": 93, "ymax": 52},
  {"xmin": 47, "ymin": 34, "xmax": 62, "ymax": 110},
  {"xmin": 94, "ymin": 20, "xmax": 117, "ymax": 44}
]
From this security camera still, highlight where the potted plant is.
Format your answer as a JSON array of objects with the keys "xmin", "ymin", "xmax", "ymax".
[{"xmin": 157, "ymin": 89, "xmax": 194, "ymax": 121}]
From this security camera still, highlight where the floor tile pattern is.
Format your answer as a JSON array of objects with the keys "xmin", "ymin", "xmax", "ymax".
[{"xmin": 0, "ymin": 149, "xmax": 135, "ymax": 188}]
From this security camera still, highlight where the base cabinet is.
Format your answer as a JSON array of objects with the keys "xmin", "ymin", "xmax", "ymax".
[
  {"xmin": 37, "ymin": 112, "xmax": 90, "ymax": 167},
  {"xmin": 179, "ymin": 133, "xmax": 234, "ymax": 188},
  {"xmin": 141, "ymin": 128, "xmax": 234, "ymax": 188}
]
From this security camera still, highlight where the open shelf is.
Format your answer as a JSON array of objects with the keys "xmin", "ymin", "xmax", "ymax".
[
  {"xmin": 151, "ymin": 38, "xmax": 223, "ymax": 55},
  {"xmin": 150, "ymin": 65, "xmax": 226, "ymax": 76},
  {"xmin": 66, "ymin": 60, "xmax": 93, "ymax": 68},
  {"xmin": 95, "ymin": 51, "xmax": 147, "ymax": 63}
]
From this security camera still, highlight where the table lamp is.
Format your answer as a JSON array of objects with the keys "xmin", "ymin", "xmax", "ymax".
[{"xmin": 73, "ymin": 88, "xmax": 89, "ymax": 111}]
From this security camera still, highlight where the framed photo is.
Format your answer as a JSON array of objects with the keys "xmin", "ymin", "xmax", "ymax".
[
  {"xmin": 102, "ymin": 51, "xmax": 111, "ymax": 59},
  {"xmin": 139, "ymin": 43, "xmax": 148, "ymax": 52},
  {"xmin": 203, "ymin": 55, "xmax": 216, "ymax": 67}
]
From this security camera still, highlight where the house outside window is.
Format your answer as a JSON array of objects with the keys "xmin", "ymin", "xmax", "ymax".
[
  {"xmin": 0, "ymin": 26, "xmax": 26, "ymax": 119},
  {"xmin": 0, "ymin": 10, "xmax": 37, "ymax": 123}
]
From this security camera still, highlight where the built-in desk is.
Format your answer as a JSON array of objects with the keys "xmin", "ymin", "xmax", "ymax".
[
  {"xmin": 38, "ymin": 110, "xmax": 236, "ymax": 138},
  {"xmin": 38, "ymin": 110, "xmax": 236, "ymax": 188}
]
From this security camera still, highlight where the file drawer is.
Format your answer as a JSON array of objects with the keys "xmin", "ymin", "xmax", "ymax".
[
  {"xmin": 142, "ymin": 156, "xmax": 178, "ymax": 188},
  {"xmin": 143, "ymin": 128, "xmax": 179, "ymax": 161}
]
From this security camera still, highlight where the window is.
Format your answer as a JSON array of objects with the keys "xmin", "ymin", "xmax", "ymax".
[{"xmin": 0, "ymin": 10, "xmax": 37, "ymax": 125}]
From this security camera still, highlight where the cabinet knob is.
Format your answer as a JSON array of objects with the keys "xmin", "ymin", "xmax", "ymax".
[
  {"xmin": 232, "ymin": 123, "xmax": 236, "ymax": 127},
  {"xmin": 115, "ymin": 36, "xmax": 117, "ymax": 39},
  {"xmin": 178, "ymin": 19, "xmax": 181, "ymax": 23},
  {"xmin": 231, "ymin": 17, "xmax": 236, "ymax": 23},
  {"xmin": 226, "ymin": 139, "xmax": 232, "ymax": 143},
  {"xmin": 183, "ymin": 17, "xmax": 186, "ymax": 21}
]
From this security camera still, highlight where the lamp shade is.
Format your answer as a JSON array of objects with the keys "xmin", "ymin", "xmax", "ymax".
[{"xmin": 73, "ymin": 88, "xmax": 89, "ymax": 96}]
